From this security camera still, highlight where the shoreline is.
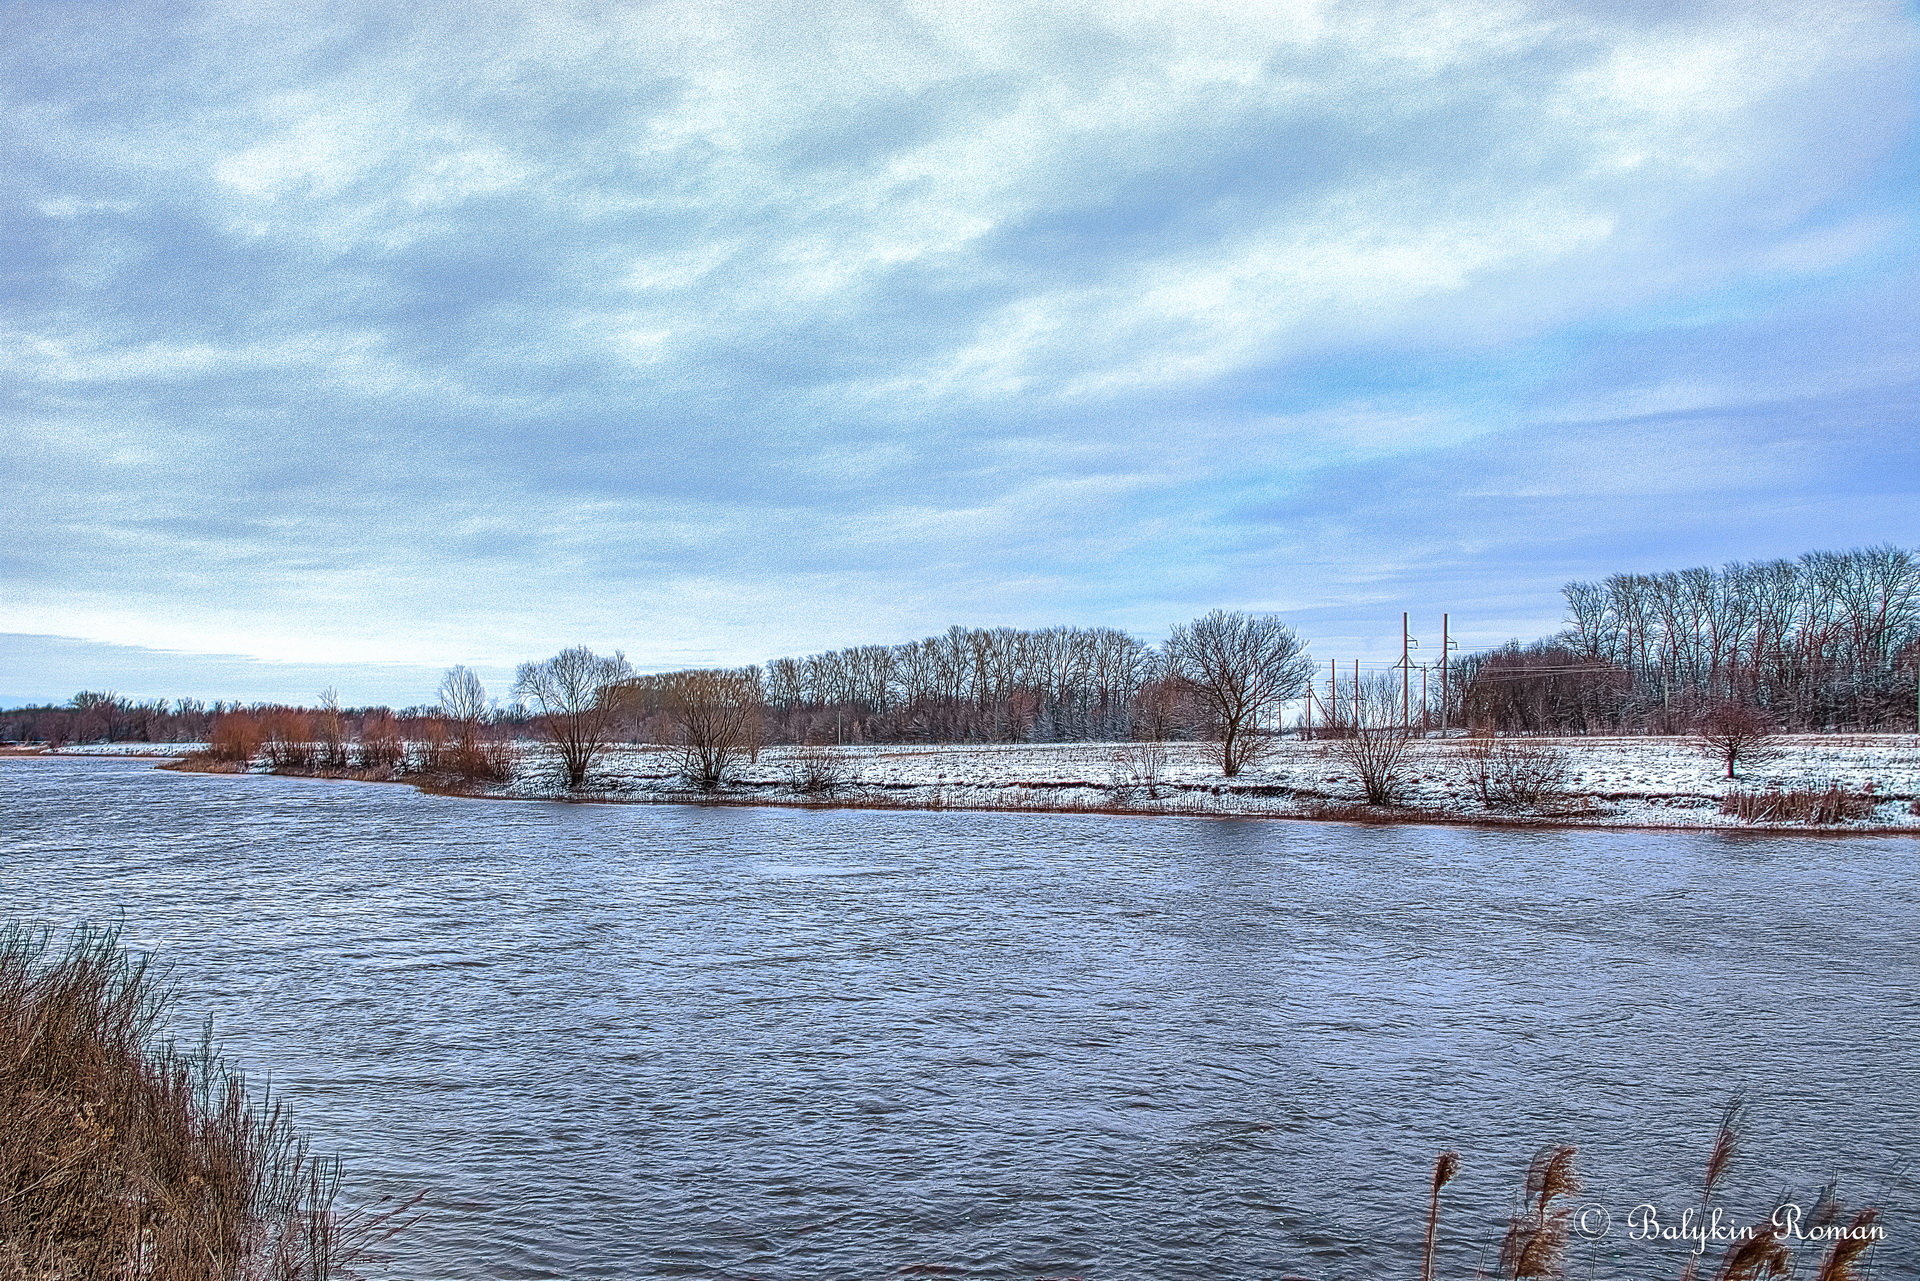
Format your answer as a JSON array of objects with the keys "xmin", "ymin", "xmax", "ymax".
[{"xmin": 37, "ymin": 739, "xmax": 1901, "ymax": 837}]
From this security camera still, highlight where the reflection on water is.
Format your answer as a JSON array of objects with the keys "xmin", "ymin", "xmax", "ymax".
[{"xmin": 2, "ymin": 757, "xmax": 1915, "ymax": 1280}]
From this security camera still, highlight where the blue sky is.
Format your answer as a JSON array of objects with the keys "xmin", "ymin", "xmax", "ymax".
[{"xmin": 4, "ymin": 0, "xmax": 1918, "ymax": 706}]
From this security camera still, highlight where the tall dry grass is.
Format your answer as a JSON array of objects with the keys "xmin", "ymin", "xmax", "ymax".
[
  {"xmin": 0, "ymin": 925, "xmax": 374, "ymax": 1279},
  {"xmin": 1417, "ymin": 1096, "xmax": 1882, "ymax": 1281},
  {"xmin": 1719, "ymin": 784, "xmax": 1879, "ymax": 825}
]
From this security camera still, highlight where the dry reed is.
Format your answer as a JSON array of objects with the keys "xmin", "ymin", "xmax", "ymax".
[
  {"xmin": 0, "ymin": 924, "xmax": 357, "ymax": 1279},
  {"xmin": 1494, "ymin": 1145, "xmax": 1580, "ymax": 1279},
  {"xmin": 1420, "ymin": 1150, "xmax": 1459, "ymax": 1281},
  {"xmin": 1418, "ymin": 1095, "xmax": 1881, "ymax": 1281},
  {"xmin": 1718, "ymin": 785, "xmax": 1878, "ymax": 825}
]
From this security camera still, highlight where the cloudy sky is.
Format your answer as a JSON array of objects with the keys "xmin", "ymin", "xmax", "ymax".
[{"xmin": 4, "ymin": 0, "xmax": 1918, "ymax": 705}]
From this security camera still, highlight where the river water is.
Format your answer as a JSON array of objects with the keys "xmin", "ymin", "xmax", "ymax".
[{"xmin": 2, "ymin": 756, "xmax": 1915, "ymax": 1280}]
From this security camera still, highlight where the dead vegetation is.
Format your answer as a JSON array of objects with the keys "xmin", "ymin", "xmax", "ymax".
[
  {"xmin": 1454, "ymin": 737, "xmax": 1575, "ymax": 811},
  {"xmin": 1720, "ymin": 783, "xmax": 1881, "ymax": 825},
  {"xmin": 1695, "ymin": 702, "xmax": 1785, "ymax": 780},
  {"xmin": 1107, "ymin": 738, "xmax": 1170, "ymax": 800},
  {"xmin": 0, "ymin": 925, "xmax": 399, "ymax": 1279},
  {"xmin": 1416, "ymin": 1099, "xmax": 1882, "ymax": 1281},
  {"xmin": 785, "ymin": 744, "xmax": 854, "ymax": 795},
  {"xmin": 1320, "ymin": 674, "xmax": 1419, "ymax": 804}
]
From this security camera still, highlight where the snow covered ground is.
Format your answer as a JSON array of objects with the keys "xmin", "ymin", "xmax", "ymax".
[
  {"xmin": 23, "ymin": 735, "xmax": 1920, "ymax": 831},
  {"xmin": 506, "ymin": 735, "xmax": 1920, "ymax": 832},
  {"xmin": 22, "ymin": 742, "xmax": 204, "ymax": 756}
]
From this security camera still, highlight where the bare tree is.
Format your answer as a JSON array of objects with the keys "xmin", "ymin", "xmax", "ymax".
[
  {"xmin": 1166, "ymin": 610, "xmax": 1315, "ymax": 776},
  {"xmin": 514, "ymin": 647, "xmax": 633, "ymax": 789},
  {"xmin": 662, "ymin": 667, "xmax": 765, "ymax": 789},
  {"xmin": 437, "ymin": 667, "xmax": 488, "ymax": 744},
  {"xmin": 315, "ymin": 687, "xmax": 350, "ymax": 768},
  {"xmin": 1324, "ymin": 674, "xmax": 1419, "ymax": 804},
  {"xmin": 437, "ymin": 664, "xmax": 492, "ymax": 775},
  {"xmin": 1694, "ymin": 701, "xmax": 1781, "ymax": 780}
]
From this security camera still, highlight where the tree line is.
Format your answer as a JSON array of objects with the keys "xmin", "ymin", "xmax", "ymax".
[
  {"xmin": 1459, "ymin": 545, "xmax": 1920, "ymax": 733},
  {"xmin": 6, "ymin": 544, "xmax": 1914, "ymax": 786}
]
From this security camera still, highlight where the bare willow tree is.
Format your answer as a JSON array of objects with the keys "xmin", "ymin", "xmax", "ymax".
[
  {"xmin": 513, "ymin": 647, "xmax": 633, "ymax": 789},
  {"xmin": 662, "ymin": 668, "xmax": 765, "ymax": 789},
  {"xmin": 1166, "ymin": 610, "xmax": 1315, "ymax": 776}
]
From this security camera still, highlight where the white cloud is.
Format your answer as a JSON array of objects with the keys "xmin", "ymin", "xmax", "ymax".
[{"xmin": 1, "ymin": 0, "xmax": 1916, "ymax": 676}]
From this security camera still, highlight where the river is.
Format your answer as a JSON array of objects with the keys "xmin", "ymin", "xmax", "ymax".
[{"xmin": 2, "ymin": 756, "xmax": 1914, "ymax": 1279}]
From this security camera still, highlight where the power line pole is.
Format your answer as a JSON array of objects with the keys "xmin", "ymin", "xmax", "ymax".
[
  {"xmin": 1439, "ymin": 613, "xmax": 1457, "ymax": 736},
  {"xmin": 1329, "ymin": 657, "xmax": 1338, "ymax": 729},
  {"xmin": 1399, "ymin": 612, "xmax": 1420, "ymax": 730}
]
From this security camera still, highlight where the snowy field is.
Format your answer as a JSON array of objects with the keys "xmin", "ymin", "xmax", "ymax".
[
  {"xmin": 514, "ymin": 735, "xmax": 1920, "ymax": 832},
  {"xmin": 18, "ymin": 736, "xmax": 1920, "ymax": 831}
]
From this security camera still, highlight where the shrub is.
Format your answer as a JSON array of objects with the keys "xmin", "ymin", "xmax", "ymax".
[
  {"xmin": 355, "ymin": 712, "xmax": 405, "ymax": 771},
  {"xmin": 1455, "ymin": 737, "xmax": 1574, "ymax": 810},
  {"xmin": 787, "ymin": 744, "xmax": 852, "ymax": 795},
  {"xmin": 448, "ymin": 740, "xmax": 518, "ymax": 786},
  {"xmin": 208, "ymin": 711, "xmax": 265, "ymax": 764},
  {"xmin": 1322, "ymin": 674, "xmax": 1418, "ymax": 805},
  {"xmin": 260, "ymin": 710, "xmax": 316, "ymax": 770},
  {"xmin": 0, "ymin": 924, "xmax": 349, "ymax": 1278},
  {"xmin": 1108, "ymin": 739, "xmax": 1170, "ymax": 800}
]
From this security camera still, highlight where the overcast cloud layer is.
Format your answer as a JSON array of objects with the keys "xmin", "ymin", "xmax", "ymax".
[{"xmin": 4, "ymin": 0, "xmax": 1918, "ymax": 703}]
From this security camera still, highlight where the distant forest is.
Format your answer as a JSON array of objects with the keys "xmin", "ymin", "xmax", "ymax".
[
  {"xmin": 1463, "ymin": 546, "xmax": 1920, "ymax": 733},
  {"xmin": 6, "ymin": 545, "xmax": 1916, "ymax": 746}
]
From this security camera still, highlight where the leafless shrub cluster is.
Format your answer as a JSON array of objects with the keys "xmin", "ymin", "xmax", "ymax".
[
  {"xmin": 1107, "ymin": 738, "xmax": 1170, "ymax": 800},
  {"xmin": 0, "ymin": 925, "xmax": 357, "ymax": 1279},
  {"xmin": 1455, "ymin": 737, "xmax": 1575, "ymax": 811},
  {"xmin": 1720, "ymin": 783, "xmax": 1880, "ymax": 825},
  {"xmin": 260, "ymin": 710, "xmax": 317, "ymax": 770},
  {"xmin": 355, "ymin": 711, "xmax": 405, "ymax": 770},
  {"xmin": 208, "ymin": 712, "xmax": 267, "ymax": 764},
  {"xmin": 785, "ymin": 744, "xmax": 853, "ymax": 795},
  {"xmin": 1321, "ymin": 674, "xmax": 1418, "ymax": 804}
]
